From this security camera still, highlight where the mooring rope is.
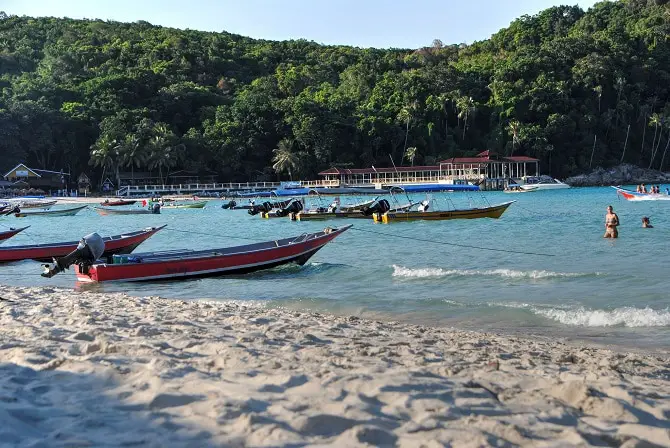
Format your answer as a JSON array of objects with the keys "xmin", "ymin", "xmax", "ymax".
[{"xmin": 349, "ymin": 227, "xmax": 555, "ymax": 257}]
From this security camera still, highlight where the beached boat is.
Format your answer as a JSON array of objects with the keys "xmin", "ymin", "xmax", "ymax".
[
  {"xmin": 100, "ymin": 199, "xmax": 138, "ymax": 206},
  {"xmin": 0, "ymin": 226, "xmax": 29, "ymax": 243},
  {"xmin": 95, "ymin": 205, "xmax": 161, "ymax": 216},
  {"xmin": 46, "ymin": 225, "xmax": 351, "ymax": 283},
  {"xmin": 7, "ymin": 199, "xmax": 57, "ymax": 209},
  {"xmin": 374, "ymin": 201, "xmax": 515, "ymax": 223},
  {"xmin": 612, "ymin": 186, "xmax": 670, "ymax": 201},
  {"xmin": 0, "ymin": 226, "xmax": 164, "ymax": 263},
  {"xmin": 14, "ymin": 205, "xmax": 88, "ymax": 218},
  {"xmin": 162, "ymin": 200, "xmax": 207, "ymax": 209}
]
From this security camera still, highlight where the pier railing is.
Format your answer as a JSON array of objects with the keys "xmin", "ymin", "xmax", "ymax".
[{"xmin": 116, "ymin": 180, "xmax": 339, "ymax": 196}]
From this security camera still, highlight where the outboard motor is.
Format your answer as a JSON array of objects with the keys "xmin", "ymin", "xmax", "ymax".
[
  {"xmin": 275, "ymin": 199, "xmax": 303, "ymax": 218},
  {"xmin": 4, "ymin": 205, "xmax": 21, "ymax": 216},
  {"xmin": 248, "ymin": 201, "xmax": 272, "ymax": 216},
  {"xmin": 41, "ymin": 233, "xmax": 105, "ymax": 278},
  {"xmin": 221, "ymin": 200, "xmax": 237, "ymax": 209},
  {"xmin": 362, "ymin": 199, "xmax": 390, "ymax": 216},
  {"xmin": 418, "ymin": 200, "xmax": 430, "ymax": 212}
]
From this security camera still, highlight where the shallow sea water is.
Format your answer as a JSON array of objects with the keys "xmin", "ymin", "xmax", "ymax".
[{"xmin": 1, "ymin": 186, "xmax": 669, "ymax": 351}]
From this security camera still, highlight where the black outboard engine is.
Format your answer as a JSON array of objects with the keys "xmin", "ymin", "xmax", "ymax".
[
  {"xmin": 41, "ymin": 233, "xmax": 105, "ymax": 278},
  {"xmin": 248, "ymin": 201, "xmax": 273, "ymax": 216},
  {"xmin": 4, "ymin": 205, "xmax": 21, "ymax": 216},
  {"xmin": 222, "ymin": 200, "xmax": 237, "ymax": 209},
  {"xmin": 362, "ymin": 199, "xmax": 390, "ymax": 216},
  {"xmin": 275, "ymin": 199, "xmax": 303, "ymax": 218}
]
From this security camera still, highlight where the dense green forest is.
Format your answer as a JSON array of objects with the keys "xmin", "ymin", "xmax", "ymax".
[{"xmin": 0, "ymin": 0, "xmax": 669, "ymax": 188}]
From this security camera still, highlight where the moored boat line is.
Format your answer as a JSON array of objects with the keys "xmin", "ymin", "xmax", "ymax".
[
  {"xmin": 14, "ymin": 205, "xmax": 88, "ymax": 218},
  {"xmin": 40, "ymin": 225, "xmax": 351, "ymax": 282},
  {"xmin": 0, "ymin": 226, "xmax": 164, "ymax": 263}
]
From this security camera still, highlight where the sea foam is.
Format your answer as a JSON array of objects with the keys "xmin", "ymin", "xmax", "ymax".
[
  {"xmin": 532, "ymin": 306, "xmax": 670, "ymax": 327},
  {"xmin": 392, "ymin": 265, "xmax": 597, "ymax": 280}
]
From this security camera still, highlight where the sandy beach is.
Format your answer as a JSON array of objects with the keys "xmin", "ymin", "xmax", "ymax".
[{"xmin": 0, "ymin": 286, "xmax": 668, "ymax": 447}]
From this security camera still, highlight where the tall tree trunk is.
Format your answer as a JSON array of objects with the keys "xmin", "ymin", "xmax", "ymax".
[
  {"xmin": 650, "ymin": 131, "xmax": 667, "ymax": 169},
  {"xmin": 620, "ymin": 124, "xmax": 630, "ymax": 163},
  {"xmin": 639, "ymin": 117, "xmax": 647, "ymax": 163},
  {"xmin": 589, "ymin": 135, "xmax": 597, "ymax": 169},
  {"xmin": 402, "ymin": 118, "xmax": 410, "ymax": 165},
  {"xmin": 650, "ymin": 124, "xmax": 659, "ymax": 164},
  {"xmin": 659, "ymin": 135, "xmax": 670, "ymax": 172}
]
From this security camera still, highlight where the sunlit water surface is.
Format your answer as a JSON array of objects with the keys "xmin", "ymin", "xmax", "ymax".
[{"xmin": 1, "ymin": 186, "xmax": 669, "ymax": 351}]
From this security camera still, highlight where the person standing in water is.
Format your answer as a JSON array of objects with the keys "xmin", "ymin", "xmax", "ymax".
[
  {"xmin": 604, "ymin": 205, "xmax": 620, "ymax": 238},
  {"xmin": 642, "ymin": 217, "xmax": 653, "ymax": 228}
]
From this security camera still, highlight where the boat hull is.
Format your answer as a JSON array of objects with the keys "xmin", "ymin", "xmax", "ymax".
[
  {"xmin": 0, "ymin": 226, "xmax": 164, "ymax": 263},
  {"xmin": 375, "ymin": 201, "xmax": 514, "ymax": 223},
  {"xmin": 15, "ymin": 205, "xmax": 88, "ymax": 217},
  {"xmin": 520, "ymin": 184, "xmax": 569, "ymax": 190},
  {"xmin": 294, "ymin": 211, "xmax": 371, "ymax": 221},
  {"xmin": 613, "ymin": 186, "xmax": 670, "ymax": 201},
  {"xmin": 75, "ymin": 226, "xmax": 350, "ymax": 283},
  {"xmin": 163, "ymin": 201, "xmax": 207, "ymax": 209},
  {"xmin": 100, "ymin": 200, "xmax": 137, "ymax": 206},
  {"xmin": 0, "ymin": 226, "xmax": 29, "ymax": 243},
  {"xmin": 95, "ymin": 207, "xmax": 158, "ymax": 215}
]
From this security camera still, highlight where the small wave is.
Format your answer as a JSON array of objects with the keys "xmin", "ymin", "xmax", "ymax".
[
  {"xmin": 533, "ymin": 306, "xmax": 670, "ymax": 327},
  {"xmin": 392, "ymin": 265, "xmax": 598, "ymax": 280}
]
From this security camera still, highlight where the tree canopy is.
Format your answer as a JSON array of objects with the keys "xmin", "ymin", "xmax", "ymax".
[{"xmin": 0, "ymin": 0, "xmax": 669, "ymax": 187}]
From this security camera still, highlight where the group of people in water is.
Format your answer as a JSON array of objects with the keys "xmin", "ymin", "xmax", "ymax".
[
  {"xmin": 635, "ymin": 184, "xmax": 668, "ymax": 194},
  {"xmin": 604, "ymin": 205, "xmax": 654, "ymax": 238}
]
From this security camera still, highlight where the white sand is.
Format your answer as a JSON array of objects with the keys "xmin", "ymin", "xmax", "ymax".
[{"xmin": 0, "ymin": 286, "xmax": 668, "ymax": 447}]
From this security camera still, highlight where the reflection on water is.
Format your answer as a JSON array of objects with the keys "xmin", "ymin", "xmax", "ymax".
[{"xmin": 1, "ymin": 186, "xmax": 669, "ymax": 350}]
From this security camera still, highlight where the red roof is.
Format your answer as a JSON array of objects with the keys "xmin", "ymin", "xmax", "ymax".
[
  {"xmin": 319, "ymin": 166, "xmax": 440, "ymax": 176},
  {"xmin": 440, "ymin": 157, "xmax": 501, "ymax": 164},
  {"xmin": 506, "ymin": 156, "xmax": 539, "ymax": 162}
]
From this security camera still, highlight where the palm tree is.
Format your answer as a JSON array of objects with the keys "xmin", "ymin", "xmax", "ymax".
[
  {"xmin": 120, "ymin": 134, "xmax": 147, "ymax": 183},
  {"xmin": 405, "ymin": 147, "xmax": 418, "ymax": 166},
  {"xmin": 89, "ymin": 134, "xmax": 118, "ymax": 189},
  {"xmin": 593, "ymin": 85, "xmax": 603, "ymax": 112},
  {"xmin": 507, "ymin": 120, "xmax": 521, "ymax": 156},
  {"xmin": 272, "ymin": 139, "xmax": 299, "ymax": 180},
  {"xmin": 148, "ymin": 123, "xmax": 183, "ymax": 184},
  {"xmin": 456, "ymin": 96, "xmax": 475, "ymax": 140}
]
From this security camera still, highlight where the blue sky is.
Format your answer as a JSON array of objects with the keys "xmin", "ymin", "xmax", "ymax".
[{"xmin": 3, "ymin": 0, "xmax": 602, "ymax": 48}]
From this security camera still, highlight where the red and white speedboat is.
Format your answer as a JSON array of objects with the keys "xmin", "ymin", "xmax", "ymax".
[
  {"xmin": 0, "ymin": 226, "xmax": 29, "ymax": 243},
  {"xmin": 73, "ymin": 225, "xmax": 351, "ymax": 283},
  {"xmin": 612, "ymin": 186, "xmax": 670, "ymax": 201},
  {"xmin": 0, "ymin": 226, "xmax": 164, "ymax": 263}
]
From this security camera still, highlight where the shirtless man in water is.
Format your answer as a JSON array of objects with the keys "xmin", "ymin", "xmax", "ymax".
[{"xmin": 604, "ymin": 205, "xmax": 619, "ymax": 238}]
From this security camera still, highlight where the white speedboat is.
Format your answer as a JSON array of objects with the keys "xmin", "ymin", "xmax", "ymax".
[{"xmin": 518, "ymin": 177, "xmax": 570, "ymax": 191}]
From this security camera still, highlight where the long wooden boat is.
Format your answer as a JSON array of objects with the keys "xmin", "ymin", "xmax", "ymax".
[
  {"xmin": 612, "ymin": 186, "xmax": 670, "ymax": 201},
  {"xmin": 162, "ymin": 200, "xmax": 207, "ymax": 209},
  {"xmin": 15, "ymin": 205, "xmax": 88, "ymax": 218},
  {"xmin": 0, "ymin": 226, "xmax": 29, "ymax": 243},
  {"xmin": 293, "ymin": 210, "xmax": 370, "ymax": 221},
  {"xmin": 95, "ymin": 206, "xmax": 160, "ymax": 216},
  {"xmin": 100, "ymin": 199, "xmax": 137, "ymax": 206},
  {"xmin": 8, "ymin": 199, "xmax": 57, "ymax": 209},
  {"xmin": 71, "ymin": 225, "xmax": 351, "ymax": 283},
  {"xmin": 0, "ymin": 226, "xmax": 164, "ymax": 263},
  {"xmin": 374, "ymin": 201, "xmax": 515, "ymax": 223},
  {"xmin": 294, "ymin": 199, "xmax": 419, "ymax": 221}
]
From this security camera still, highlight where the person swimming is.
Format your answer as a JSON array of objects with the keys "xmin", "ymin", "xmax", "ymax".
[
  {"xmin": 604, "ymin": 205, "xmax": 619, "ymax": 238},
  {"xmin": 642, "ymin": 217, "xmax": 653, "ymax": 228}
]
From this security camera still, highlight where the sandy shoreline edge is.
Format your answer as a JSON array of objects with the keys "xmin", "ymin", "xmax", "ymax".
[{"xmin": 0, "ymin": 286, "xmax": 668, "ymax": 447}]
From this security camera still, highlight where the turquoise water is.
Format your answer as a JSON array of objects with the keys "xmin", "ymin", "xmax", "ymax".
[{"xmin": 1, "ymin": 187, "xmax": 669, "ymax": 351}]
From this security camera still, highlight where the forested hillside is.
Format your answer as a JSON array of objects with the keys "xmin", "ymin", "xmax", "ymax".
[{"xmin": 0, "ymin": 0, "xmax": 669, "ymax": 187}]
